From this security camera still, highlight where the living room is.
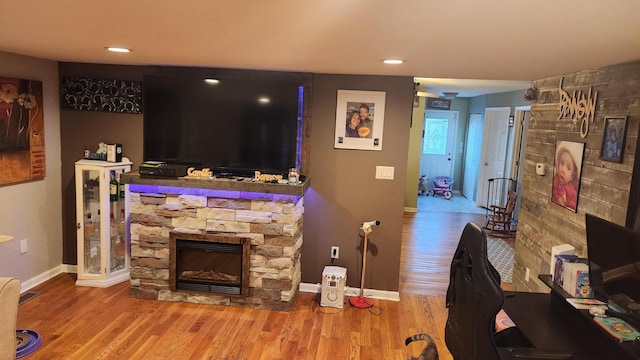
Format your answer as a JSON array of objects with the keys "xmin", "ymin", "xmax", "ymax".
[{"xmin": 1, "ymin": 2, "xmax": 640, "ymax": 359}]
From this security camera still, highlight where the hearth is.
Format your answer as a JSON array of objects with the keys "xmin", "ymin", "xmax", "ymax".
[{"xmin": 170, "ymin": 232, "xmax": 250, "ymax": 296}]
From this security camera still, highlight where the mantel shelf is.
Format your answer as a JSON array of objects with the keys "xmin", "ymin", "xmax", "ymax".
[{"xmin": 120, "ymin": 171, "xmax": 309, "ymax": 196}]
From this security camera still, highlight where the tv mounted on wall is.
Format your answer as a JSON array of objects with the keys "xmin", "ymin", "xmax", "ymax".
[{"xmin": 143, "ymin": 67, "xmax": 310, "ymax": 177}]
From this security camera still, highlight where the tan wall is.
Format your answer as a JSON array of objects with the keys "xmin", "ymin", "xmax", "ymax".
[
  {"xmin": 404, "ymin": 96, "xmax": 426, "ymax": 210},
  {"xmin": 514, "ymin": 60, "xmax": 640, "ymax": 292},
  {"xmin": 304, "ymin": 74, "xmax": 413, "ymax": 291},
  {"xmin": 0, "ymin": 51, "xmax": 62, "ymax": 281}
]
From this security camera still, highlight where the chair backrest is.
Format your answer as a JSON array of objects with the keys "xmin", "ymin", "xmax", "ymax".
[
  {"xmin": 445, "ymin": 222, "xmax": 504, "ymax": 360},
  {"xmin": 504, "ymin": 191, "xmax": 517, "ymax": 215},
  {"xmin": 0, "ymin": 277, "xmax": 20, "ymax": 360}
]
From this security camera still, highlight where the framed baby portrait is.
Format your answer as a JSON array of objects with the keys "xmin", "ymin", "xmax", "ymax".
[
  {"xmin": 334, "ymin": 90, "xmax": 386, "ymax": 151},
  {"xmin": 600, "ymin": 116, "xmax": 627, "ymax": 163},
  {"xmin": 551, "ymin": 140, "xmax": 585, "ymax": 213}
]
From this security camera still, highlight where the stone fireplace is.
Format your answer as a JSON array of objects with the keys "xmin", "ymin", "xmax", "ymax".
[{"xmin": 122, "ymin": 174, "xmax": 306, "ymax": 311}]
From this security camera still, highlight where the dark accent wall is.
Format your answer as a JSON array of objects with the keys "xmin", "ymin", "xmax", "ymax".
[
  {"xmin": 59, "ymin": 63, "xmax": 144, "ymax": 264},
  {"xmin": 304, "ymin": 74, "xmax": 413, "ymax": 291},
  {"xmin": 60, "ymin": 63, "xmax": 414, "ymax": 294}
]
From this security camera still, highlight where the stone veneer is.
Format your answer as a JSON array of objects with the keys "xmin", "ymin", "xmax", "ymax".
[{"xmin": 127, "ymin": 184, "xmax": 304, "ymax": 311}]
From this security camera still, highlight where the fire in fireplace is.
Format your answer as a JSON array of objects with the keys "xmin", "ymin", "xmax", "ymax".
[{"xmin": 170, "ymin": 232, "xmax": 250, "ymax": 296}]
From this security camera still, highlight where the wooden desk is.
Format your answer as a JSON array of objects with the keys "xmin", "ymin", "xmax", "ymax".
[{"xmin": 502, "ymin": 276, "xmax": 640, "ymax": 360}]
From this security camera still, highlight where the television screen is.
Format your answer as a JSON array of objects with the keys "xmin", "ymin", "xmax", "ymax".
[
  {"xmin": 585, "ymin": 213, "xmax": 640, "ymax": 302},
  {"xmin": 143, "ymin": 70, "xmax": 304, "ymax": 176}
]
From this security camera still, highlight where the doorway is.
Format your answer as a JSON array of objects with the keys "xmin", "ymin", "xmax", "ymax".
[{"xmin": 420, "ymin": 110, "xmax": 458, "ymax": 181}]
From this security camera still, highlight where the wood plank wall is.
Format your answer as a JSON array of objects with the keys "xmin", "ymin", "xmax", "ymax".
[{"xmin": 515, "ymin": 60, "xmax": 640, "ymax": 292}]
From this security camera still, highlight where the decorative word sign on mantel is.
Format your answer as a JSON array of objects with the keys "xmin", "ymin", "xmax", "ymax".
[{"xmin": 557, "ymin": 77, "xmax": 598, "ymax": 138}]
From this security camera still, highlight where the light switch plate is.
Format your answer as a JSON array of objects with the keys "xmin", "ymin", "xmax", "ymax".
[{"xmin": 375, "ymin": 166, "xmax": 395, "ymax": 180}]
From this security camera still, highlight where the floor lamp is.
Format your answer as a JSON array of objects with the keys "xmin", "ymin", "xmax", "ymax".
[{"xmin": 350, "ymin": 220, "xmax": 380, "ymax": 309}]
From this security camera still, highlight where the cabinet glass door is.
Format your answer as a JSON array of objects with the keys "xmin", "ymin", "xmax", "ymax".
[
  {"xmin": 109, "ymin": 169, "xmax": 127, "ymax": 273},
  {"xmin": 81, "ymin": 169, "xmax": 101, "ymax": 274}
]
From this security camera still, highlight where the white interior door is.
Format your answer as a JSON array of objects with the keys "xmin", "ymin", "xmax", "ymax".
[
  {"xmin": 420, "ymin": 111, "xmax": 458, "ymax": 182},
  {"xmin": 463, "ymin": 113, "xmax": 483, "ymax": 201},
  {"xmin": 476, "ymin": 107, "xmax": 511, "ymax": 207}
]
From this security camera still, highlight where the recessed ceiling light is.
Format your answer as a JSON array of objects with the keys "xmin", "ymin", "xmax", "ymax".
[
  {"xmin": 258, "ymin": 97, "xmax": 270, "ymax": 104},
  {"xmin": 105, "ymin": 47, "xmax": 132, "ymax": 53},
  {"xmin": 383, "ymin": 59, "xmax": 404, "ymax": 65},
  {"xmin": 204, "ymin": 78, "xmax": 220, "ymax": 85}
]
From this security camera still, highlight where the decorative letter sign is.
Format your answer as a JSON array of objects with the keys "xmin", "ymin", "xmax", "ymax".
[{"xmin": 557, "ymin": 77, "xmax": 598, "ymax": 138}]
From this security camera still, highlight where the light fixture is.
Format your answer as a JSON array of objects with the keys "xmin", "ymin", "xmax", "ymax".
[
  {"xmin": 258, "ymin": 97, "xmax": 270, "ymax": 104},
  {"xmin": 204, "ymin": 78, "xmax": 220, "ymax": 85},
  {"xmin": 442, "ymin": 92, "xmax": 459, "ymax": 100},
  {"xmin": 382, "ymin": 59, "xmax": 404, "ymax": 65},
  {"xmin": 105, "ymin": 47, "xmax": 132, "ymax": 53}
]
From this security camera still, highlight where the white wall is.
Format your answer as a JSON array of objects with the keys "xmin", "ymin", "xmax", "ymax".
[{"xmin": 0, "ymin": 51, "xmax": 62, "ymax": 284}]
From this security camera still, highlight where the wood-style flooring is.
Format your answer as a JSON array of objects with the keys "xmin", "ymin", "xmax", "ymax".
[{"xmin": 16, "ymin": 208, "xmax": 503, "ymax": 359}]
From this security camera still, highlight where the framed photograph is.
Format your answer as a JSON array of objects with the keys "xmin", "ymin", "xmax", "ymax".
[
  {"xmin": 334, "ymin": 90, "xmax": 386, "ymax": 151},
  {"xmin": 600, "ymin": 116, "xmax": 627, "ymax": 163},
  {"xmin": 551, "ymin": 140, "xmax": 585, "ymax": 212}
]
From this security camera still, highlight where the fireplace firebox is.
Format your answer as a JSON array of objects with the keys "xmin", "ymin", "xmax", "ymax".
[{"xmin": 170, "ymin": 232, "xmax": 250, "ymax": 296}]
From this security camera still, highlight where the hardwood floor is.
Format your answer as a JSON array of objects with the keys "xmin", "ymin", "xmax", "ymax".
[{"xmin": 16, "ymin": 207, "xmax": 499, "ymax": 359}]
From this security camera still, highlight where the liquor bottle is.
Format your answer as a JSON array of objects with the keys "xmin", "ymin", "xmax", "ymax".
[
  {"xmin": 95, "ymin": 209, "xmax": 101, "ymax": 234},
  {"xmin": 109, "ymin": 171, "xmax": 118, "ymax": 201},
  {"xmin": 118, "ymin": 173, "xmax": 125, "ymax": 199},
  {"xmin": 118, "ymin": 208, "xmax": 126, "ymax": 239}
]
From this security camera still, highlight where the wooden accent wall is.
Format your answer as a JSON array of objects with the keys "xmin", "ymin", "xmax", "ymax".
[{"xmin": 515, "ymin": 60, "xmax": 640, "ymax": 292}]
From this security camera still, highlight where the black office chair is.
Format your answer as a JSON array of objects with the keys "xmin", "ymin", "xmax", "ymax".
[{"xmin": 444, "ymin": 222, "xmax": 573, "ymax": 360}]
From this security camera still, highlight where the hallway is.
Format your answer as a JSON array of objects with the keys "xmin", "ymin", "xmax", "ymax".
[{"xmin": 401, "ymin": 194, "xmax": 487, "ymax": 297}]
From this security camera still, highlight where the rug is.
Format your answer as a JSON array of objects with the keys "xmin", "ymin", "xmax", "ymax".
[{"xmin": 487, "ymin": 237, "xmax": 514, "ymax": 283}]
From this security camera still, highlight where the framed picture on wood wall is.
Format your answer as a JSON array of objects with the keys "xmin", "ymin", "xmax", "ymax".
[
  {"xmin": 551, "ymin": 140, "xmax": 585, "ymax": 213},
  {"xmin": 334, "ymin": 90, "xmax": 386, "ymax": 151},
  {"xmin": 600, "ymin": 116, "xmax": 627, "ymax": 163}
]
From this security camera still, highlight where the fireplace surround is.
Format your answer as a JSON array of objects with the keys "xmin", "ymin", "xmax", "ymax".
[{"xmin": 122, "ymin": 172, "xmax": 307, "ymax": 311}]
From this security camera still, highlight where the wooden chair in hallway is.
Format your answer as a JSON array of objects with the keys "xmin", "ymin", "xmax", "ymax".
[{"xmin": 485, "ymin": 190, "xmax": 517, "ymax": 238}]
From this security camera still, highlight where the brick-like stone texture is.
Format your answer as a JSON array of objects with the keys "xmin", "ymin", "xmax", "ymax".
[{"xmin": 129, "ymin": 188, "xmax": 304, "ymax": 311}]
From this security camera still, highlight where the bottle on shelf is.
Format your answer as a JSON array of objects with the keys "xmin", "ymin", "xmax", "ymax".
[
  {"xmin": 109, "ymin": 171, "xmax": 118, "ymax": 201},
  {"xmin": 118, "ymin": 173, "xmax": 125, "ymax": 199},
  {"xmin": 84, "ymin": 212, "xmax": 94, "ymax": 235},
  {"xmin": 95, "ymin": 209, "xmax": 101, "ymax": 235},
  {"xmin": 84, "ymin": 147, "xmax": 90, "ymax": 159}
]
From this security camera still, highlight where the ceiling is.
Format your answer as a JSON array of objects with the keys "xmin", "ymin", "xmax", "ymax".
[{"xmin": 1, "ymin": 1, "xmax": 638, "ymax": 96}]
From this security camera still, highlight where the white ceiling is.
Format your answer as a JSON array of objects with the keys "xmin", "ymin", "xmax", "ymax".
[{"xmin": 1, "ymin": 1, "xmax": 639, "ymax": 96}]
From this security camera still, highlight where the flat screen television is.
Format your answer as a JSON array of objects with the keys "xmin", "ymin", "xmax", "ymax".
[
  {"xmin": 586, "ymin": 213, "xmax": 640, "ymax": 324},
  {"xmin": 143, "ymin": 68, "xmax": 307, "ymax": 176}
]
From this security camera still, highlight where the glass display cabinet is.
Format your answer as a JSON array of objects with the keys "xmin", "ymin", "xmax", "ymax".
[{"xmin": 75, "ymin": 159, "xmax": 132, "ymax": 287}]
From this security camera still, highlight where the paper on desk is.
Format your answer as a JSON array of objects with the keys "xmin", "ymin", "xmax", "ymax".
[{"xmin": 566, "ymin": 298, "xmax": 606, "ymax": 310}]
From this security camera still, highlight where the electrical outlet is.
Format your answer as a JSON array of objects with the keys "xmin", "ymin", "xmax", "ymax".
[
  {"xmin": 525, "ymin": 267, "xmax": 531, "ymax": 282},
  {"xmin": 20, "ymin": 239, "xmax": 28, "ymax": 254},
  {"xmin": 331, "ymin": 246, "xmax": 339, "ymax": 259}
]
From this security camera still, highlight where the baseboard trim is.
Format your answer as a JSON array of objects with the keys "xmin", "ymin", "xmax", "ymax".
[
  {"xmin": 403, "ymin": 207, "xmax": 418, "ymax": 213},
  {"xmin": 299, "ymin": 282, "xmax": 400, "ymax": 302},
  {"xmin": 20, "ymin": 264, "xmax": 76, "ymax": 293}
]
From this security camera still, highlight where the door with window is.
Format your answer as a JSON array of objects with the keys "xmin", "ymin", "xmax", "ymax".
[{"xmin": 420, "ymin": 111, "xmax": 458, "ymax": 183}]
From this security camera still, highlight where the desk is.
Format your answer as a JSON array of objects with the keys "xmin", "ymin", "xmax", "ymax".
[{"xmin": 502, "ymin": 276, "xmax": 640, "ymax": 360}]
